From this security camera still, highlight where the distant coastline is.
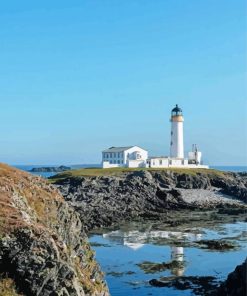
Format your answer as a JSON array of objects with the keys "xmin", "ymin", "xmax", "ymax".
[
  {"xmin": 29, "ymin": 165, "xmax": 71, "ymax": 173},
  {"xmin": 11, "ymin": 164, "xmax": 247, "ymax": 179}
]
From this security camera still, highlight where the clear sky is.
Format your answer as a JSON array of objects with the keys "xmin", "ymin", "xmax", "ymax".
[{"xmin": 0, "ymin": 0, "xmax": 246, "ymax": 166}]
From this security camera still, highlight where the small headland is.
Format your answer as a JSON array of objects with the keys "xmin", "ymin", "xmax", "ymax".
[
  {"xmin": 49, "ymin": 167, "xmax": 247, "ymax": 231},
  {"xmin": 30, "ymin": 165, "xmax": 71, "ymax": 172}
]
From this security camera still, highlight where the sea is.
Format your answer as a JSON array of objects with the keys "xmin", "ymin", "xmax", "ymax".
[
  {"xmin": 14, "ymin": 165, "xmax": 247, "ymax": 179},
  {"xmin": 13, "ymin": 164, "xmax": 247, "ymax": 295},
  {"xmin": 13, "ymin": 164, "xmax": 101, "ymax": 178}
]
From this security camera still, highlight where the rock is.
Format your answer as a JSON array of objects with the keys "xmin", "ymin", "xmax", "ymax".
[
  {"xmin": 52, "ymin": 169, "xmax": 247, "ymax": 231},
  {"xmin": 216, "ymin": 259, "xmax": 247, "ymax": 296},
  {"xmin": 30, "ymin": 165, "xmax": 71, "ymax": 172},
  {"xmin": 0, "ymin": 163, "xmax": 109, "ymax": 296},
  {"xmin": 195, "ymin": 240, "xmax": 237, "ymax": 250},
  {"xmin": 149, "ymin": 275, "xmax": 219, "ymax": 295},
  {"xmin": 137, "ymin": 260, "xmax": 185, "ymax": 274}
]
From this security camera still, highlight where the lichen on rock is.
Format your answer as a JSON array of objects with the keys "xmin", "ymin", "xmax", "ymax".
[{"xmin": 0, "ymin": 163, "xmax": 109, "ymax": 296}]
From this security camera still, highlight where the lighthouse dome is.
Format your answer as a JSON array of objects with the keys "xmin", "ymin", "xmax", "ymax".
[{"xmin": 172, "ymin": 104, "xmax": 182, "ymax": 116}]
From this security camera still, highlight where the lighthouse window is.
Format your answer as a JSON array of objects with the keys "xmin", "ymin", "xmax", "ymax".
[
  {"xmin": 171, "ymin": 141, "xmax": 173, "ymax": 146},
  {"xmin": 171, "ymin": 131, "xmax": 173, "ymax": 136}
]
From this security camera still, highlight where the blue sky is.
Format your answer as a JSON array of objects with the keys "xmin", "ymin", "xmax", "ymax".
[{"xmin": 0, "ymin": 0, "xmax": 246, "ymax": 165}]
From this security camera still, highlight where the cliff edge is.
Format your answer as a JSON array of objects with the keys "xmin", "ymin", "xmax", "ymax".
[{"xmin": 0, "ymin": 164, "xmax": 109, "ymax": 296}]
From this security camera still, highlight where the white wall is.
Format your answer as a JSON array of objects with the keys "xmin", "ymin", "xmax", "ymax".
[
  {"xmin": 127, "ymin": 160, "xmax": 147, "ymax": 168},
  {"xmin": 124, "ymin": 146, "xmax": 148, "ymax": 164},
  {"xmin": 170, "ymin": 121, "xmax": 184, "ymax": 158},
  {"xmin": 170, "ymin": 159, "xmax": 183, "ymax": 166},
  {"xmin": 148, "ymin": 158, "xmax": 208, "ymax": 169},
  {"xmin": 102, "ymin": 161, "xmax": 121, "ymax": 168},
  {"xmin": 102, "ymin": 152, "xmax": 124, "ymax": 166},
  {"xmin": 149, "ymin": 158, "xmax": 169, "ymax": 168}
]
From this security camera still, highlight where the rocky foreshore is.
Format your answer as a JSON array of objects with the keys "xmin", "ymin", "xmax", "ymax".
[
  {"xmin": 51, "ymin": 169, "xmax": 247, "ymax": 231},
  {"xmin": 0, "ymin": 164, "xmax": 109, "ymax": 296},
  {"xmin": 0, "ymin": 165, "xmax": 246, "ymax": 296}
]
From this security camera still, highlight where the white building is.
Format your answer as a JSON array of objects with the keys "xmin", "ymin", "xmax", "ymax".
[
  {"xmin": 102, "ymin": 146, "xmax": 148, "ymax": 168},
  {"xmin": 101, "ymin": 104, "xmax": 209, "ymax": 169}
]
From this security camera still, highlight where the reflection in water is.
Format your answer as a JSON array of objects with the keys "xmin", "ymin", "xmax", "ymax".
[
  {"xmin": 103, "ymin": 229, "xmax": 202, "ymax": 250},
  {"xmin": 171, "ymin": 247, "xmax": 185, "ymax": 276},
  {"xmin": 91, "ymin": 222, "xmax": 247, "ymax": 296},
  {"xmin": 102, "ymin": 229, "xmax": 203, "ymax": 275}
]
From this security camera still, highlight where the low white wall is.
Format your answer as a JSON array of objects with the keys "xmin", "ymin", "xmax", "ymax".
[
  {"xmin": 169, "ymin": 164, "xmax": 209, "ymax": 169},
  {"xmin": 127, "ymin": 160, "xmax": 146, "ymax": 168},
  {"xmin": 148, "ymin": 158, "xmax": 209, "ymax": 169},
  {"xmin": 102, "ymin": 161, "xmax": 123, "ymax": 169},
  {"xmin": 149, "ymin": 158, "xmax": 169, "ymax": 168}
]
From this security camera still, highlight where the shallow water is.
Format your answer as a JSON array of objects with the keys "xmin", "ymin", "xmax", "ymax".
[{"xmin": 89, "ymin": 220, "xmax": 247, "ymax": 296}]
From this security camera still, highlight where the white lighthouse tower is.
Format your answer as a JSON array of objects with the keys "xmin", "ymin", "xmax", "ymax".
[{"xmin": 170, "ymin": 104, "xmax": 184, "ymax": 158}]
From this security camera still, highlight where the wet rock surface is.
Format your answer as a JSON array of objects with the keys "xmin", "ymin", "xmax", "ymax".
[
  {"xmin": 53, "ymin": 169, "xmax": 247, "ymax": 231},
  {"xmin": 137, "ymin": 260, "xmax": 185, "ymax": 274},
  {"xmin": 0, "ymin": 164, "xmax": 109, "ymax": 296},
  {"xmin": 148, "ymin": 258, "xmax": 247, "ymax": 295},
  {"xmin": 216, "ymin": 259, "xmax": 247, "ymax": 296},
  {"xmin": 195, "ymin": 239, "xmax": 238, "ymax": 250},
  {"xmin": 149, "ymin": 276, "xmax": 219, "ymax": 295}
]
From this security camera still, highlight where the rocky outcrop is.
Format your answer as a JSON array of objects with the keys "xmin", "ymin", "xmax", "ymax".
[
  {"xmin": 30, "ymin": 165, "xmax": 71, "ymax": 172},
  {"xmin": 0, "ymin": 164, "xmax": 109, "ymax": 296},
  {"xmin": 216, "ymin": 259, "xmax": 246, "ymax": 296},
  {"xmin": 53, "ymin": 169, "xmax": 247, "ymax": 231}
]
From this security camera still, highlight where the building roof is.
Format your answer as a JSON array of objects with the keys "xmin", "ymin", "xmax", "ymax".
[
  {"xmin": 148, "ymin": 156, "xmax": 169, "ymax": 159},
  {"xmin": 102, "ymin": 146, "xmax": 134, "ymax": 153}
]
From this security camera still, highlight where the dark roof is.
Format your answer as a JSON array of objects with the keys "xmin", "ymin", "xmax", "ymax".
[
  {"xmin": 102, "ymin": 146, "xmax": 134, "ymax": 153},
  {"xmin": 172, "ymin": 104, "xmax": 182, "ymax": 113},
  {"xmin": 148, "ymin": 156, "xmax": 169, "ymax": 159}
]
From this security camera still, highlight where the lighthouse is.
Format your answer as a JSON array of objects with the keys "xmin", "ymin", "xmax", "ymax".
[{"xmin": 170, "ymin": 104, "xmax": 184, "ymax": 158}]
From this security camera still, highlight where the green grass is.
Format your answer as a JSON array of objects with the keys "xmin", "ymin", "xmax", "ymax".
[{"xmin": 49, "ymin": 167, "xmax": 227, "ymax": 183}]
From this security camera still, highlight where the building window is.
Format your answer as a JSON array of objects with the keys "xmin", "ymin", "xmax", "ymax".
[
  {"xmin": 118, "ymin": 160, "xmax": 120, "ymax": 164},
  {"xmin": 159, "ymin": 160, "xmax": 162, "ymax": 165},
  {"xmin": 153, "ymin": 161, "xmax": 155, "ymax": 165}
]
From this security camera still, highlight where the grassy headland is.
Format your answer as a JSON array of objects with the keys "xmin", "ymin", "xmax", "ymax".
[{"xmin": 49, "ymin": 167, "xmax": 227, "ymax": 183}]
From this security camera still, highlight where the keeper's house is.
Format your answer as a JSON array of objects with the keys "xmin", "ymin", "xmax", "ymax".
[{"xmin": 102, "ymin": 146, "xmax": 148, "ymax": 168}]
